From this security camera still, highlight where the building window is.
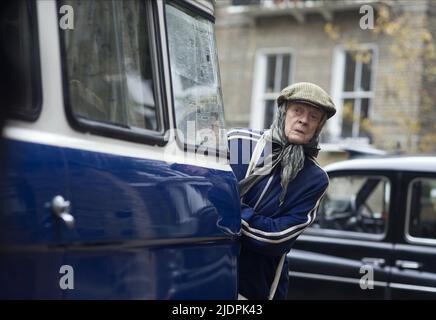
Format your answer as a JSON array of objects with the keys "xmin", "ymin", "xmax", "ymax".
[
  {"xmin": 251, "ymin": 51, "xmax": 293, "ymax": 129},
  {"xmin": 339, "ymin": 48, "xmax": 375, "ymax": 140}
]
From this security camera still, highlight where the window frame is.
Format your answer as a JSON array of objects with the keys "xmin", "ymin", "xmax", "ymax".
[
  {"xmin": 3, "ymin": 0, "xmax": 43, "ymax": 122},
  {"xmin": 164, "ymin": 0, "xmax": 228, "ymax": 158},
  {"xmin": 250, "ymin": 48, "xmax": 294, "ymax": 130},
  {"xmin": 57, "ymin": 0, "xmax": 169, "ymax": 146},
  {"xmin": 307, "ymin": 172, "xmax": 391, "ymax": 242},
  {"xmin": 405, "ymin": 176, "xmax": 436, "ymax": 246},
  {"xmin": 329, "ymin": 44, "xmax": 377, "ymax": 142},
  {"xmin": 170, "ymin": 0, "xmax": 215, "ymax": 23}
]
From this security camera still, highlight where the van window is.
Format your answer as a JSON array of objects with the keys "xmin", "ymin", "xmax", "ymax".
[
  {"xmin": 312, "ymin": 175, "xmax": 390, "ymax": 236},
  {"xmin": 408, "ymin": 178, "xmax": 436, "ymax": 240},
  {"xmin": 60, "ymin": 0, "xmax": 160, "ymax": 133},
  {"xmin": 0, "ymin": 0, "xmax": 41, "ymax": 121},
  {"xmin": 165, "ymin": 1, "xmax": 226, "ymax": 154}
]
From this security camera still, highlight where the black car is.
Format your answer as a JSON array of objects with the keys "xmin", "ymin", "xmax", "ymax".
[{"xmin": 287, "ymin": 155, "xmax": 436, "ymax": 299}]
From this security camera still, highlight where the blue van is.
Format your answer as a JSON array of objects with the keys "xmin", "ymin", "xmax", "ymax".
[{"xmin": 0, "ymin": 0, "xmax": 241, "ymax": 299}]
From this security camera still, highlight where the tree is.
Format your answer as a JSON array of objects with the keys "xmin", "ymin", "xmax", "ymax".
[{"xmin": 325, "ymin": 2, "xmax": 436, "ymax": 153}]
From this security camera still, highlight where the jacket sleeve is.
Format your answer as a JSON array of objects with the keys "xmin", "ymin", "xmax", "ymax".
[
  {"xmin": 227, "ymin": 128, "xmax": 262, "ymax": 182},
  {"xmin": 240, "ymin": 179, "xmax": 328, "ymax": 257}
]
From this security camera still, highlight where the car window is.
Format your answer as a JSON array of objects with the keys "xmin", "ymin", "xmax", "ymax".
[
  {"xmin": 407, "ymin": 178, "xmax": 436, "ymax": 241},
  {"xmin": 165, "ymin": 1, "xmax": 227, "ymax": 154},
  {"xmin": 312, "ymin": 175, "xmax": 390, "ymax": 237},
  {"xmin": 60, "ymin": 0, "xmax": 160, "ymax": 132}
]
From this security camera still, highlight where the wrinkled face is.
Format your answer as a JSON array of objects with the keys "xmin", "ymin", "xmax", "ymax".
[{"xmin": 284, "ymin": 102, "xmax": 325, "ymax": 144}]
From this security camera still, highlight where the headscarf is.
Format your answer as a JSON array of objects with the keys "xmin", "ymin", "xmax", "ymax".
[{"xmin": 239, "ymin": 102, "xmax": 327, "ymax": 207}]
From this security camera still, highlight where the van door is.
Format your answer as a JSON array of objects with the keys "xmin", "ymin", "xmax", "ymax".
[
  {"xmin": 0, "ymin": 0, "xmax": 67, "ymax": 299},
  {"xmin": 57, "ymin": 0, "xmax": 240, "ymax": 299},
  {"xmin": 390, "ymin": 173, "xmax": 436, "ymax": 299}
]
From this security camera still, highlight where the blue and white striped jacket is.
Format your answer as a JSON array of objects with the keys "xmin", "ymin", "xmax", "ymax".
[{"xmin": 228, "ymin": 128, "xmax": 329, "ymax": 300}]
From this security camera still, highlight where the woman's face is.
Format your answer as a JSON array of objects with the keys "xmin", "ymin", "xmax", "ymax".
[{"xmin": 284, "ymin": 102, "xmax": 324, "ymax": 144}]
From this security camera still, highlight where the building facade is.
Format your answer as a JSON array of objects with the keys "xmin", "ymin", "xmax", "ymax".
[{"xmin": 216, "ymin": 0, "xmax": 436, "ymax": 152}]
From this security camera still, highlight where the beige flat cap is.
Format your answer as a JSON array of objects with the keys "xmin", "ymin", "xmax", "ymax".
[{"xmin": 277, "ymin": 82, "xmax": 336, "ymax": 119}]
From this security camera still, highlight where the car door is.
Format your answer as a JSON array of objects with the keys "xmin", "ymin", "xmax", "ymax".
[
  {"xmin": 390, "ymin": 172, "xmax": 436, "ymax": 299},
  {"xmin": 287, "ymin": 171, "xmax": 395, "ymax": 299}
]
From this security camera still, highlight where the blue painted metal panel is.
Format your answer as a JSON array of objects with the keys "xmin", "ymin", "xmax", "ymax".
[
  {"xmin": 0, "ymin": 139, "xmax": 241, "ymax": 299},
  {"xmin": 0, "ymin": 139, "xmax": 69, "ymax": 298},
  {"xmin": 64, "ymin": 243, "xmax": 238, "ymax": 299},
  {"xmin": 0, "ymin": 139, "xmax": 69, "ymax": 245},
  {"xmin": 62, "ymin": 147, "xmax": 240, "ymax": 243},
  {"xmin": 0, "ymin": 250, "xmax": 65, "ymax": 299},
  {"xmin": 61, "ymin": 146, "xmax": 240, "ymax": 299}
]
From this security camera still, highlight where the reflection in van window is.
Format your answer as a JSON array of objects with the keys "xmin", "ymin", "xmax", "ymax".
[
  {"xmin": 60, "ymin": 0, "xmax": 159, "ymax": 131},
  {"xmin": 0, "ymin": 0, "xmax": 41, "ymax": 120},
  {"xmin": 165, "ymin": 2, "xmax": 226, "ymax": 153},
  {"xmin": 409, "ymin": 178, "xmax": 436, "ymax": 240}
]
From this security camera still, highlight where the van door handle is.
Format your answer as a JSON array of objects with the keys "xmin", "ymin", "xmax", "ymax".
[
  {"xmin": 361, "ymin": 257, "xmax": 386, "ymax": 267},
  {"xmin": 395, "ymin": 260, "xmax": 422, "ymax": 270},
  {"xmin": 52, "ymin": 195, "xmax": 75, "ymax": 229}
]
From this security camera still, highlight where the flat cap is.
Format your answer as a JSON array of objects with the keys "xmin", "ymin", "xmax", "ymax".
[{"xmin": 277, "ymin": 82, "xmax": 336, "ymax": 119}]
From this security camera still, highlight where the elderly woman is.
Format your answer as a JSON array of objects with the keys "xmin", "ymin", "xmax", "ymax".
[{"xmin": 228, "ymin": 82, "xmax": 336, "ymax": 300}]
